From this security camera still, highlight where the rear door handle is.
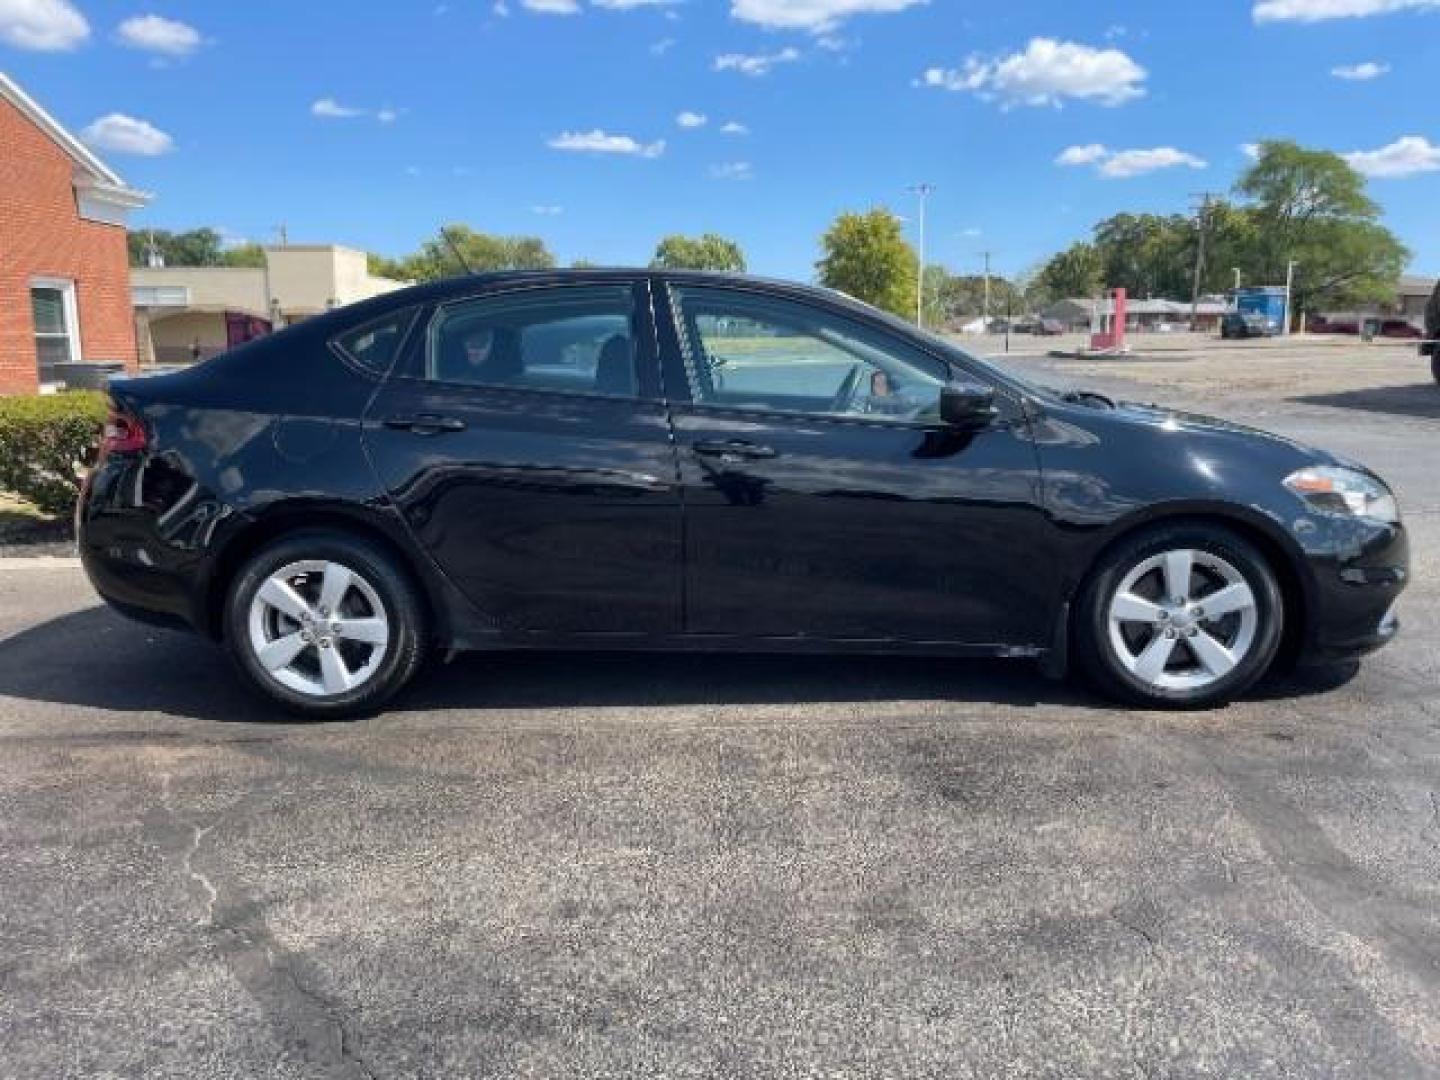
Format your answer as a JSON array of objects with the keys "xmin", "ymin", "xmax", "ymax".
[
  {"xmin": 384, "ymin": 414, "xmax": 467, "ymax": 435},
  {"xmin": 692, "ymin": 439, "xmax": 777, "ymax": 462}
]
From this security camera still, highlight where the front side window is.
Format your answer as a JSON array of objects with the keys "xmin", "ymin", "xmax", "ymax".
[
  {"xmin": 670, "ymin": 285, "xmax": 948, "ymax": 422},
  {"xmin": 31, "ymin": 280, "xmax": 79, "ymax": 384},
  {"xmin": 428, "ymin": 285, "xmax": 638, "ymax": 397}
]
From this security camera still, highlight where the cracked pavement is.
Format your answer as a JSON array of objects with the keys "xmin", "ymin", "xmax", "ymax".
[{"xmin": 1, "ymin": 338, "xmax": 1438, "ymax": 1078}]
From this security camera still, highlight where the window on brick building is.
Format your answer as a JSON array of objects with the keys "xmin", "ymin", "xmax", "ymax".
[{"xmin": 30, "ymin": 279, "xmax": 80, "ymax": 385}]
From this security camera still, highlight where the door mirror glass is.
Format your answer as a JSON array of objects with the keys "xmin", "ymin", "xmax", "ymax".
[{"xmin": 939, "ymin": 382, "xmax": 998, "ymax": 428}]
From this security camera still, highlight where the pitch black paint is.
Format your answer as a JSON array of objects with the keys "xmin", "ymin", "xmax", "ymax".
[{"xmin": 78, "ymin": 270, "xmax": 1408, "ymax": 674}]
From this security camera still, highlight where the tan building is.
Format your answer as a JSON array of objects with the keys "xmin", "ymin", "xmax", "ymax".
[{"xmin": 132, "ymin": 245, "xmax": 406, "ymax": 364}]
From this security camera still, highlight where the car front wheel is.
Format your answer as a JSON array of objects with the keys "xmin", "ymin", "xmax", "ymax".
[
  {"xmin": 1076, "ymin": 524, "xmax": 1284, "ymax": 709},
  {"xmin": 224, "ymin": 531, "xmax": 427, "ymax": 719}
]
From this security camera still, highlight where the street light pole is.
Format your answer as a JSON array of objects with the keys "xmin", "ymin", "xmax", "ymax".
[
  {"xmin": 1284, "ymin": 259, "xmax": 1298, "ymax": 336},
  {"xmin": 981, "ymin": 250, "xmax": 993, "ymax": 332},
  {"xmin": 906, "ymin": 183, "xmax": 935, "ymax": 327}
]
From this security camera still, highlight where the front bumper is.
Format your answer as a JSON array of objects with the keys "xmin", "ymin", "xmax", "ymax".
[{"xmin": 1296, "ymin": 516, "xmax": 1408, "ymax": 664}]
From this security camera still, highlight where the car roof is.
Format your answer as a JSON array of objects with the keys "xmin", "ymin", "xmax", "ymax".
[{"xmin": 373, "ymin": 268, "xmax": 832, "ymax": 308}]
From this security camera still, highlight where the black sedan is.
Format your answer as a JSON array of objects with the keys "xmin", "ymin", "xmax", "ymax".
[{"xmin": 79, "ymin": 271, "xmax": 1408, "ymax": 718}]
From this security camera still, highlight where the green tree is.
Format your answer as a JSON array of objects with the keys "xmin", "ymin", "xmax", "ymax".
[
  {"xmin": 127, "ymin": 227, "xmax": 228, "ymax": 268},
  {"xmin": 925, "ymin": 267, "xmax": 1020, "ymax": 326},
  {"xmin": 1034, "ymin": 242, "xmax": 1104, "ymax": 303},
  {"xmin": 220, "ymin": 243, "xmax": 267, "ymax": 269},
  {"xmin": 397, "ymin": 225, "xmax": 557, "ymax": 281},
  {"xmin": 1235, "ymin": 140, "xmax": 1408, "ymax": 319},
  {"xmin": 650, "ymin": 233, "xmax": 747, "ymax": 272},
  {"xmin": 368, "ymin": 252, "xmax": 411, "ymax": 280},
  {"xmin": 815, "ymin": 208, "xmax": 918, "ymax": 319}
]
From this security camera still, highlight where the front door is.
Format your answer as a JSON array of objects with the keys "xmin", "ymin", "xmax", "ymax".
[
  {"xmin": 364, "ymin": 281, "xmax": 682, "ymax": 637},
  {"xmin": 656, "ymin": 280, "xmax": 1053, "ymax": 646}
]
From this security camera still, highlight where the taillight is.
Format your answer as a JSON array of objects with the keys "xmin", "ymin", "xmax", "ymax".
[{"xmin": 101, "ymin": 409, "xmax": 148, "ymax": 455}]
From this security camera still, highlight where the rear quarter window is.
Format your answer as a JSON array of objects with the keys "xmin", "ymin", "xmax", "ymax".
[{"xmin": 331, "ymin": 308, "xmax": 417, "ymax": 376}]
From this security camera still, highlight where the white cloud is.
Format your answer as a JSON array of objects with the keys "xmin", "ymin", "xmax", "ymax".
[
  {"xmin": 720, "ymin": 120, "xmax": 749, "ymax": 135},
  {"xmin": 1055, "ymin": 143, "xmax": 1207, "ymax": 177},
  {"xmin": 312, "ymin": 98, "xmax": 399, "ymax": 123},
  {"xmin": 548, "ymin": 129, "xmax": 666, "ymax": 157},
  {"xmin": 1055, "ymin": 143, "xmax": 1109, "ymax": 165},
  {"xmin": 312, "ymin": 97, "xmax": 366, "ymax": 119},
  {"xmin": 1331, "ymin": 60, "xmax": 1390, "ymax": 79},
  {"xmin": 81, "ymin": 113, "xmax": 174, "ymax": 156},
  {"xmin": 1254, "ymin": 0, "xmax": 1440, "ymax": 21},
  {"xmin": 1343, "ymin": 135, "xmax": 1440, "ymax": 177},
  {"xmin": 117, "ymin": 14, "xmax": 201, "ymax": 56},
  {"xmin": 676, "ymin": 110, "xmax": 708, "ymax": 128},
  {"xmin": 714, "ymin": 46, "xmax": 800, "ymax": 76},
  {"xmin": 1241, "ymin": 141, "xmax": 1262, "ymax": 159},
  {"xmin": 920, "ymin": 38, "xmax": 1147, "ymax": 108},
  {"xmin": 531, "ymin": 204, "xmax": 565, "ymax": 215},
  {"xmin": 960, "ymin": 227, "xmax": 983, "ymax": 237},
  {"xmin": 710, "ymin": 161, "xmax": 754, "ymax": 180},
  {"xmin": 0, "ymin": 0, "xmax": 89, "ymax": 50},
  {"xmin": 650, "ymin": 36, "xmax": 675, "ymax": 53},
  {"xmin": 493, "ymin": 0, "xmax": 511, "ymax": 14},
  {"xmin": 730, "ymin": 0, "xmax": 924, "ymax": 33},
  {"xmin": 522, "ymin": 0, "xmax": 580, "ymax": 13},
  {"xmin": 1100, "ymin": 147, "xmax": 1207, "ymax": 177},
  {"xmin": 593, "ymin": 0, "xmax": 681, "ymax": 7}
]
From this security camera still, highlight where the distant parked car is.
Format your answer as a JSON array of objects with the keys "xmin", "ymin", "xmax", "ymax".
[
  {"xmin": 1010, "ymin": 319, "xmax": 1039, "ymax": 335},
  {"xmin": 1220, "ymin": 312, "xmax": 1270, "ymax": 340},
  {"xmin": 1035, "ymin": 319, "xmax": 1066, "ymax": 336},
  {"xmin": 1378, "ymin": 320, "xmax": 1422, "ymax": 340}
]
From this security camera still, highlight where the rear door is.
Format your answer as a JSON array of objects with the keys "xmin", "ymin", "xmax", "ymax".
[{"xmin": 362, "ymin": 280, "xmax": 682, "ymax": 637}]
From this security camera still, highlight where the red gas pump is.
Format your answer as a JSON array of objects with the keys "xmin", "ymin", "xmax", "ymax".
[{"xmin": 1088, "ymin": 288, "xmax": 1128, "ymax": 353}]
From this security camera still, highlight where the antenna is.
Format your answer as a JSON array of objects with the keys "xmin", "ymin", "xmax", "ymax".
[{"xmin": 440, "ymin": 227, "xmax": 474, "ymax": 275}]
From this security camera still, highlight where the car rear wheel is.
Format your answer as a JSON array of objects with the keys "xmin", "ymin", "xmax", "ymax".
[
  {"xmin": 224, "ymin": 531, "xmax": 426, "ymax": 719},
  {"xmin": 1076, "ymin": 524, "xmax": 1283, "ymax": 709}
]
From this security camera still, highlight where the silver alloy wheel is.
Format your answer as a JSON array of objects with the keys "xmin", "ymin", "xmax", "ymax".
[
  {"xmin": 1106, "ymin": 548, "xmax": 1259, "ymax": 693},
  {"xmin": 246, "ymin": 560, "xmax": 390, "ymax": 698}
]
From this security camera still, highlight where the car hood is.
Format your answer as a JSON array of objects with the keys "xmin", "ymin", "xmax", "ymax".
[{"xmin": 1103, "ymin": 398, "xmax": 1345, "ymax": 467}]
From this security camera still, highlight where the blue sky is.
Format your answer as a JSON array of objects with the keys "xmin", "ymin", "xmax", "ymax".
[{"xmin": 3, "ymin": 0, "xmax": 1438, "ymax": 281}]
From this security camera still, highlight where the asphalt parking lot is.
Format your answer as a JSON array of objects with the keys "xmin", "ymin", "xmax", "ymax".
[{"xmin": 2, "ymin": 337, "xmax": 1438, "ymax": 1078}]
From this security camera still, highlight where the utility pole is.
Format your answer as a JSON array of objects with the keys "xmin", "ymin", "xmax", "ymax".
[
  {"xmin": 1232, "ymin": 267, "xmax": 1242, "ymax": 291},
  {"xmin": 273, "ymin": 224, "xmax": 289, "ymax": 247},
  {"xmin": 1189, "ymin": 193, "xmax": 1214, "ymax": 326},
  {"xmin": 1284, "ymin": 259, "xmax": 1299, "ymax": 336},
  {"xmin": 980, "ymin": 250, "xmax": 993, "ymax": 331},
  {"xmin": 906, "ymin": 183, "xmax": 935, "ymax": 327}
]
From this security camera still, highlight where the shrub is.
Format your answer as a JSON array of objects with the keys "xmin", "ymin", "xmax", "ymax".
[{"xmin": 0, "ymin": 391, "xmax": 108, "ymax": 517}]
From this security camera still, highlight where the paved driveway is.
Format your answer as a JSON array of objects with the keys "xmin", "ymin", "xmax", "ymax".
[{"xmin": 1, "ymin": 339, "xmax": 1437, "ymax": 1078}]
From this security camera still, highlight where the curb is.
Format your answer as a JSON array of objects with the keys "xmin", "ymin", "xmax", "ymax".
[{"xmin": 0, "ymin": 556, "xmax": 82, "ymax": 570}]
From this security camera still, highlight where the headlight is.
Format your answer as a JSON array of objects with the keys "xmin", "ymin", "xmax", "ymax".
[{"xmin": 1284, "ymin": 466, "xmax": 1399, "ymax": 524}]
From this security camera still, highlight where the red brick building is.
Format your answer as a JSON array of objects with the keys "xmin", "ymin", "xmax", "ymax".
[{"xmin": 1, "ymin": 72, "xmax": 149, "ymax": 395}]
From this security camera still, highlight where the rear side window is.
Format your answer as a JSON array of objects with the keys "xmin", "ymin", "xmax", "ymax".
[
  {"xmin": 333, "ymin": 309, "xmax": 416, "ymax": 375},
  {"xmin": 428, "ymin": 285, "xmax": 638, "ymax": 398}
]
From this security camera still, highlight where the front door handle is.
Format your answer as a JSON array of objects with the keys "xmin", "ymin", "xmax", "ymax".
[
  {"xmin": 692, "ymin": 439, "xmax": 778, "ymax": 462},
  {"xmin": 384, "ymin": 414, "xmax": 467, "ymax": 435}
]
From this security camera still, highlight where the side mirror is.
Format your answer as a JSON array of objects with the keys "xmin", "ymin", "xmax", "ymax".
[{"xmin": 939, "ymin": 382, "xmax": 998, "ymax": 428}]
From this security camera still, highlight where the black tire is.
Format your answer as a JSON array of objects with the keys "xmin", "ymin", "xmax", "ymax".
[
  {"xmin": 224, "ymin": 530, "xmax": 427, "ymax": 719},
  {"xmin": 1074, "ymin": 523, "xmax": 1284, "ymax": 709}
]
